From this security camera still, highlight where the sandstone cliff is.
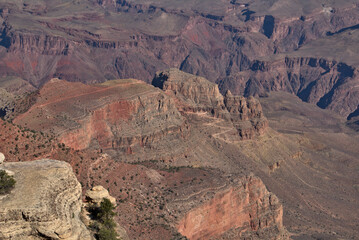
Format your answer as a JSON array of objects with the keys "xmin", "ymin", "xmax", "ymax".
[
  {"xmin": 0, "ymin": 159, "xmax": 92, "ymax": 240},
  {"xmin": 173, "ymin": 175, "xmax": 287, "ymax": 240},
  {"xmin": 153, "ymin": 69, "xmax": 268, "ymax": 139}
]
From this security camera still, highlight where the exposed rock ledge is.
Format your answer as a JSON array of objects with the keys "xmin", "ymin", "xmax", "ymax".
[
  {"xmin": 0, "ymin": 159, "xmax": 92, "ymax": 240},
  {"xmin": 153, "ymin": 69, "xmax": 268, "ymax": 139}
]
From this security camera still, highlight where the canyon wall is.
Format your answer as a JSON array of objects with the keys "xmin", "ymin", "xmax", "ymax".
[
  {"xmin": 1, "ymin": 1, "xmax": 359, "ymax": 117},
  {"xmin": 153, "ymin": 69, "xmax": 268, "ymax": 139},
  {"xmin": 176, "ymin": 176, "xmax": 287, "ymax": 240},
  {"xmin": 218, "ymin": 57, "xmax": 359, "ymax": 117}
]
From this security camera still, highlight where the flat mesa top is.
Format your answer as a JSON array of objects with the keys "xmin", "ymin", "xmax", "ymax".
[
  {"xmin": 17, "ymin": 78, "xmax": 157, "ymax": 116},
  {"xmin": 12, "ymin": 78, "xmax": 163, "ymax": 132}
]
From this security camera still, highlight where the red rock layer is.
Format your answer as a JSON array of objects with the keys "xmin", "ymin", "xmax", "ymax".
[{"xmin": 177, "ymin": 176, "xmax": 284, "ymax": 240}]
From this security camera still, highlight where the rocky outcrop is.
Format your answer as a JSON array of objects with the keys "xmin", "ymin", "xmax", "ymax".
[
  {"xmin": 224, "ymin": 91, "xmax": 268, "ymax": 139},
  {"xmin": 13, "ymin": 78, "xmax": 186, "ymax": 152},
  {"xmin": 153, "ymin": 69, "xmax": 268, "ymax": 139},
  {"xmin": 176, "ymin": 176, "xmax": 287, "ymax": 240},
  {"xmin": 153, "ymin": 68, "xmax": 226, "ymax": 114},
  {"xmin": 0, "ymin": 159, "xmax": 92, "ymax": 240},
  {"xmin": 85, "ymin": 185, "xmax": 116, "ymax": 206}
]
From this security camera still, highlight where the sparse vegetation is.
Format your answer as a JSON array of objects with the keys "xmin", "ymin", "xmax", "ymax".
[{"xmin": 0, "ymin": 169, "xmax": 16, "ymax": 195}]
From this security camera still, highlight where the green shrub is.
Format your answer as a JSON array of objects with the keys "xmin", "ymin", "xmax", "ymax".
[
  {"xmin": 89, "ymin": 198, "xmax": 119, "ymax": 240},
  {"xmin": 0, "ymin": 169, "xmax": 16, "ymax": 195},
  {"xmin": 98, "ymin": 227, "xmax": 118, "ymax": 240}
]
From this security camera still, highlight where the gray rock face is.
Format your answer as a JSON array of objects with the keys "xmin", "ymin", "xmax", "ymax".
[{"xmin": 0, "ymin": 159, "xmax": 93, "ymax": 240}]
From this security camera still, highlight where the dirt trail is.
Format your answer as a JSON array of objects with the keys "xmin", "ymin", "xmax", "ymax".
[{"xmin": 185, "ymin": 111, "xmax": 238, "ymax": 143}]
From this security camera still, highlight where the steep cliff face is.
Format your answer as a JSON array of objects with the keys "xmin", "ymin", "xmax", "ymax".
[
  {"xmin": 0, "ymin": 159, "xmax": 92, "ymax": 240},
  {"xmin": 153, "ymin": 69, "xmax": 268, "ymax": 139},
  {"xmin": 218, "ymin": 56, "xmax": 359, "ymax": 117},
  {"xmin": 224, "ymin": 92, "xmax": 268, "ymax": 139},
  {"xmin": 13, "ymin": 78, "xmax": 186, "ymax": 152},
  {"xmin": 176, "ymin": 176, "xmax": 286, "ymax": 240},
  {"xmin": 153, "ymin": 68, "xmax": 226, "ymax": 114}
]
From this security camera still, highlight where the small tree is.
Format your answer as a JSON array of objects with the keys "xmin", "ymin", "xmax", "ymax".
[
  {"xmin": 89, "ymin": 198, "xmax": 118, "ymax": 240},
  {"xmin": 0, "ymin": 169, "xmax": 16, "ymax": 195}
]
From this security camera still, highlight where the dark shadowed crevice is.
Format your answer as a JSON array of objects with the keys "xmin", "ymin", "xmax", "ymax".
[
  {"xmin": 242, "ymin": 9, "xmax": 255, "ymax": 22},
  {"xmin": 317, "ymin": 64, "xmax": 353, "ymax": 109},
  {"xmin": 262, "ymin": 15, "xmax": 275, "ymax": 39},
  {"xmin": 152, "ymin": 73, "xmax": 168, "ymax": 89},
  {"xmin": 298, "ymin": 33, "xmax": 306, "ymax": 46},
  {"xmin": 347, "ymin": 105, "xmax": 359, "ymax": 120},
  {"xmin": 297, "ymin": 81, "xmax": 316, "ymax": 102},
  {"xmin": 0, "ymin": 108, "xmax": 7, "ymax": 119},
  {"xmin": 337, "ymin": 63, "xmax": 354, "ymax": 78},
  {"xmin": 0, "ymin": 27, "xmax": 11, "ymax": 48},
  {"xmin": 326, "ymin": 23, "xmax": 359, "ymax": 36}
]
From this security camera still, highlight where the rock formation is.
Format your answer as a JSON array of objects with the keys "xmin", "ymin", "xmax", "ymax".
[
  {"xmin": 176, "ymin": 176, "xmax": 286, "ymax": 240},
  {"xmin": 224, "ymin": 91, "xmax": 268, "ymax": 139},
  {"xmin": 85, "ymin": 185, "xmax": 116, "ymax": 206},
  {"xmin": 0, "ymin": 152, "xmax": 14, "ymax": 177},
  {"xmin": 0, "ymin": 159, "xmax": 92, "ymax": 240},
  {"xmin": 13, "ymin": 78, "xmax": 186, "ymax": 152},
  {"xmin": 153, "ymin": 69, "xmax": 268, "ymax": 139},
  {"xmin": 217, "ymin": 56, "xmax": 359, "ymax": 118}
]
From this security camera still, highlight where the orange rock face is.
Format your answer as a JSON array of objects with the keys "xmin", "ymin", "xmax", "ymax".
[
  {"xmin": 59, "ymin": 100, "xmax": 136, "ymax": 150},
  {"xmin": 177, "ymin": 176, "xmax": 285, "ymax": 240}
]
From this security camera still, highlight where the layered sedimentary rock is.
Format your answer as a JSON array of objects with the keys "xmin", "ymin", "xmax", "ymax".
[
  {"xmin": 0, "ymin": 159, "xmax": 92, "ymax": 240},
  {"xmin": 1, "ymin": 1, "xmax": 359, "ymax": 118},
  {"xmin": 218, "ymin": 56, "xmax": 359, "ymax": 117},
  {"xmin": 153, "ymin": 69, "xmax": 268, "ymax": 139},
  {"xmin": 175, "ymin": 176, "xmax": 286, "ymax": 240},
  {"xmin": 153, "ymin": 68, "xmax": 226, "ymax": 114},
  {"xmin": 13, "ymin": 78, "xmax": 186, "ymax": 152},
  {"xmin": 224, "ymin": 91, "xmax": 268, "ymax": 139}
]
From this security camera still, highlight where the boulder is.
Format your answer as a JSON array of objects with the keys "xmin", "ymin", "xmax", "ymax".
[{"xmin": 86, "ymin": 185, "xmax": 117, "ymax": 206}]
